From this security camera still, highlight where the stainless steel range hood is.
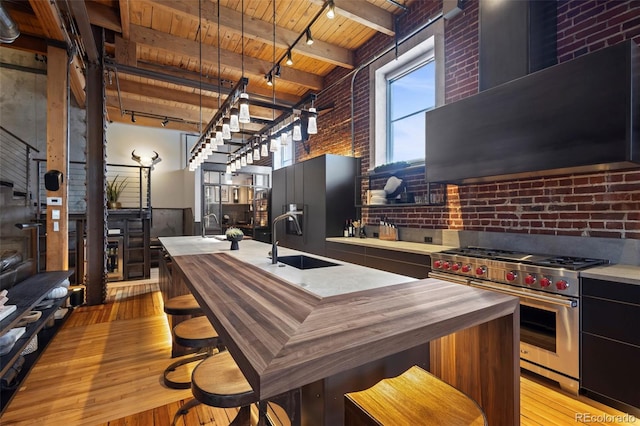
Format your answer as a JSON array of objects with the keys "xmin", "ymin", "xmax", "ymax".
[{"xmin": 425, "ymin": 40, "xmax": 639, "ymax": 184}]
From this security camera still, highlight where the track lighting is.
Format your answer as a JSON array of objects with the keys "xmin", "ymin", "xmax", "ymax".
[
  {"xmin": 274, "ymin": 64, "xmax": 281, "ymax": 78},
  {"xmin": 266, "ymin": 73, "xmax": 273, "ymax": 86},
  {"xmin": 326, "ymin": 0, "xmax": 335, "ymax": 19},
  {"xmin": 306, "ymin": 28, "xmax": 314, "ymax": 45},
  {"xmin": 161, "ymin": 117, "xmax": 169, "ymax": 127},
  {"xmin": 286, "ymin": 50, "xmax": 293, "ymax": 66},
  {"xmin": 131, "ymin": 112, "xmax": 136, "ymax": 123}
]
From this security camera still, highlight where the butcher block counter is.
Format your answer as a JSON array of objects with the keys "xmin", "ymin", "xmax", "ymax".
[{"xmin": 160, "ymin": 236, "xmax": 520, "ymax": 426}]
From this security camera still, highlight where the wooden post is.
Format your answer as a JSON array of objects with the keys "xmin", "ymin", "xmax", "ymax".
[{"xmin": 45, "ymin": 45, "xmax": 69, "ymax": 271}]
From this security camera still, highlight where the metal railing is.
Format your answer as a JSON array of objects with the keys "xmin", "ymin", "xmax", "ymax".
[{"xmin": 0, "ymin": 126, "xmax": 39, "ymax": 205}]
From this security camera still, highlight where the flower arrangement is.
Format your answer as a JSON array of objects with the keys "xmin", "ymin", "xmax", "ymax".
[
  {"xmin": 225, "ymin": 227, "xmax": 244, "ymax": 250},
  {"xmin": 106, "ymin": 175, "xmax": 128, "ymax": 208}
]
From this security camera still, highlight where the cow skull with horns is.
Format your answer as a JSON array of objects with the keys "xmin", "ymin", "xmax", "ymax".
[{"xmin": 131, "ymin": 150, "xmax": 160, "ymax": 169}]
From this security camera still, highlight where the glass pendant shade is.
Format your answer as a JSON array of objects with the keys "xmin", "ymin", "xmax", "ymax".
[
  {"xmin": 253, "ymin": 144, "xmax": 260, "ymax": 160},
  {"xmin": 239, "ymin": 93, "xmax": 251, "ymax": 123},
  {"xmin": 235, "ymin": 157, "xmax": 241, "ymax": 169},
  {"xmin": 222, "ymin": 118, "xmax": 232, "ymax": 139},
  {"xmin": 261, "ymin": 143, "xmax": 269, "ymax": 157},
  {"xmin": 292, "ymin": 122, "xmax": 302, "ymax": 141},
  {"xmin": 307, "ymin": 107, "xmax": 318, "ymax": 134},
  {"xmin": 226, "ymin": 163, "xmax": 231, "ymax": 174},
  {"xmin": 229, "ymin": 108, "xmax": 240, "ymax": 132},
  {"xmin": 215, "ymin": 126, "xmax": 224, "ymax": 146},
  {"xmin": 247, "ymin": 150, "xmax": 253, "ymax": 164},
  {"xmin": 270, "ymin": 136, "xmax": 280, "ymax": 152},
  {"xmin": 281, "ymin": 132, "xmax": 290, "ymax": 146},
  {"xmin": 230, "ymin": 160, "xmax": 236, "ymax": 172}
]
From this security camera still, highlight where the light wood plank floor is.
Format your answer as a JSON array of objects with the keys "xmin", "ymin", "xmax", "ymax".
[{"xmin": 2, "ymin": 276, "xmax": 638, "ymax": 425}]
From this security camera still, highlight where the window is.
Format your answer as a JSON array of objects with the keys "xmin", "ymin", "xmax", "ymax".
[
  {"xmin": 371, "ymin": 20, "xmax": 444, "ymax": 168},
  {"xmin": 387, "ymin": 60, "xmax": 436, "ymax": 163},
  {"xmin": 272, "ymin": 135, "xmax": 294, "ymax": 170}
]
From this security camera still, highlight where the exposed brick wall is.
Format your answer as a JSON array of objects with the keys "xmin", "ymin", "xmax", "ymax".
[{"xmin": 301, "ymin": 0, "xmax": 640, "ymax": 241}]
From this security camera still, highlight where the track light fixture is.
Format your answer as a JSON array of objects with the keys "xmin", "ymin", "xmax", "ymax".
[
  {"xmin": 131, "ymin": 112, "xmax": 136, "ymax": 123},
  {"xmin": 266, "ymin": 73, "xmax": 273, "ymax": 86},
  {"xmin": 274, "ymin": 64, "xmax": 281, "ymax": 78},
  {"xmin": 161, "ymin": 117, "xmax": 169, "ymax": 127},
  {"xmin": 305, "ymin": 28, "xmax": 314, "ymax": 45},
  {"xmin": 326, "ymin": 0, "xmax": 335, "ymax": 19},
  {"xmin": 286, "ymin": 50, "xmax": 293, "ymax": 66}
]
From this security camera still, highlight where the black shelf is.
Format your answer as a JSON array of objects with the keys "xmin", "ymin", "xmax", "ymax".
[
  {"xmin": 0, "ymin": 270, "xmax": 74, "ymax": 415},
  {"xmin": 356, "ymin": 164, "xmax": 447, "ymax": 208}
]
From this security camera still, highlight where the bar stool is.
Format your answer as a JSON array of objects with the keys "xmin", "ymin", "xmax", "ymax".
[
  {"xmin": 171, "ymin": 350, "xmax": 265, "ymax": 426},
  {"xmin": 163, "ymin": 315, "xmax": 224, "ymax": 389},
  {"xmin": 164, "ymin": 294, "xmax": 203, "ymax": 316},
  {"xmin": 344, "ymin": 365, "xmax": 487, "ymax": 425}
]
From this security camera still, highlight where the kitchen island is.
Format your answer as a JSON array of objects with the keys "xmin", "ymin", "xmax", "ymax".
[{"xmin": 160, "ymin": 236, "xmax": 520, "ymax": 425}]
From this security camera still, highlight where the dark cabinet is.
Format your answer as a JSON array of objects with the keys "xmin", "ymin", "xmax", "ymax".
[
  {"xmin": 272, "ymin": 155, "xmax": 358, "ymax": 256},
  {"xmin": 581, "ymin": 278, "xmax": 640, "ymax": 416},
  {"xmin": 107, "ymin": 211, "xmax": 151, "ymax": 281},
  {"xmin": 325, "ymin": 242, "xmax": 431, "ymax": 279}
]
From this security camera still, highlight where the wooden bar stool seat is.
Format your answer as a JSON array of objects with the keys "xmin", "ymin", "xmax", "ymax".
[
  {"xmin": 172, "ymin": 350, "xmax": 263, "ymax": 426},
  {"xmin": 163, "ymin": 294, "xmax": 202, "ymax": 316},
  {"xmin": 163, "ymin": 316, "xmax": 224, "ymax": 389},
  {"xmin": 344, "ymin": 365, "xmax": 487, "ymax": 426}
]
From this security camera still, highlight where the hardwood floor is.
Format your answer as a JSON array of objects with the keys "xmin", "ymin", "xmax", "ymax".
[{"xmin": 2, "ymin": 275, "xmax": 638, "ymax": 425}]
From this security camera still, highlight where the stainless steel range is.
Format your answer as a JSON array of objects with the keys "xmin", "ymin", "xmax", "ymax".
[{"xmin": 429, "ymin": 246, "xmax": 608, "ymax": 393}]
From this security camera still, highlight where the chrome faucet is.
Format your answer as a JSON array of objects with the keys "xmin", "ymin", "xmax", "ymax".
[
  {"xmin": 202, "ymin": 213, "xmax": 219, "ymax": 238},
  {"xmin": 271, "ymin": 211, "xmax": 302, "ymax": 264}
]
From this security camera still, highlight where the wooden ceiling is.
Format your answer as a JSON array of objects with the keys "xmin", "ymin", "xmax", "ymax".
[{"xmin": 2, "ymin": 0, "xmax": 413, "ymax": 145}]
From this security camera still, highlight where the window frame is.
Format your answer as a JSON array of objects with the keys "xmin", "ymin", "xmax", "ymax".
[{"xmin": 369, "ymin": 19, "xmax": 445, "ymax": 170}]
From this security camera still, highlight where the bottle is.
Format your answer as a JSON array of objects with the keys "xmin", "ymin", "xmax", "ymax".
[
  {"xmin": 349, "ymin": 220, "xmax": 355, "ymax": 237},
  {"xmin": 343, "ymin": 220, "xmax": 349, "ymax": 237}
]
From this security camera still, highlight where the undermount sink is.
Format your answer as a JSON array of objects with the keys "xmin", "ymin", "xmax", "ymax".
[{"xmin": 277, "ymin": 255, "xmax": 339, "ymax": 270}]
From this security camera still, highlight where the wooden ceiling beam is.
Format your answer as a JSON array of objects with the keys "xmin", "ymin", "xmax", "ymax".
[
  {"xmin": 149, "ymin": 0, "xmax": 353, "ymax": 69},
  {"xmin": 68, "ymin": 1, "xmax": 99, "ymax": 63},
  {"xmin": 107, "ymin": 79, "xmax": 221, "ymax": 111},
  {"xmin": 309, "ymin": 0, "xmax": 395, "ymax": 36},
  {"xmin": 85, "ymin": 1, "xmax": 122, "ymax": 34},
  {"xmin": 129, "ymin": 24, "xmax": 323, "ymax": 90},
  {"xmin": 28, "ymin": 0, "xmax": 86, "ymax": 107},
  {"xmin": 4, "ymin": 33, "xmax": 47, "ymax": 55},
  {"xmin": 119, "ymin": 0, "xmax": 131, "ymax": 40}
]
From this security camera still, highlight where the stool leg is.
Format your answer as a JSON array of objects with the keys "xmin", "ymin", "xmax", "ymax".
[
  {"xmin": 171, "ymin": 398, "xmax": 201, "ymax": 426},
  {"xmin": 164, "ymin": 352, "xmax": 209, "ymax": 389}
]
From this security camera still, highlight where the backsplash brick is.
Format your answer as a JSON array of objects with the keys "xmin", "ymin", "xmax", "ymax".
[{"xmin": 308, "ymin": 0, "xmax": 640, "ymax": 241}]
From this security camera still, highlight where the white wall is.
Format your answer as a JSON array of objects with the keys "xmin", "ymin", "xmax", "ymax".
[{"xmin": 105, "ymin": 122, "xmax": 197, "ymax": 209}]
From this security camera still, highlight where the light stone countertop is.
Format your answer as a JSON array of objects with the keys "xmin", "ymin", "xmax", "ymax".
[
  {"xmin": 159, "ymin": 236, "xmax": 416, "ymax": 297},
  {"xmin": 580, "ymin": 264, "xmax": 640, "ymax": 286},
  {"xmin": 325, "ymin": 236, "xmax": 455, "ymax": 255}
]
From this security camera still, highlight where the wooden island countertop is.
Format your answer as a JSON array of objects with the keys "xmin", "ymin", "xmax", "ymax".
[{"xmin": 161, "ymin": 237, "xmax": 520, "ymax": 425}]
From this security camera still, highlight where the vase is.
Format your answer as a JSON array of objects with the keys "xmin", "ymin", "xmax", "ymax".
[{"xmin": 228, "ymin": 236, "xmax": 242, "ymax": 250}]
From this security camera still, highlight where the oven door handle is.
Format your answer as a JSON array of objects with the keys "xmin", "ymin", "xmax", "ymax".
[
  {"xmin": 429, "ymin": 272, "xmax": 469, "ymax": 285},
  {"xmin": 468, "ymin": 280, "xmax": 578, "ymax": 308}
]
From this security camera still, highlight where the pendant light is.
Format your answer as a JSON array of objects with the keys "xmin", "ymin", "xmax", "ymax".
[
  {"xmin": 222, "ymin": 117, "xmax": 232, "ymax": 139},
  {"xmin": 270, "ymin": 135, "xmax": 280, "ymax": 152},
  {"xmin": 307, "ymin": 107, "xmax": 318, "ymax": 134},
  {"xmin": 226, "ymin": 162, "xmax": 231, "ymax": 174},
  {"xmin": 253, "ymin": 141, "xmax": 261, "ymax": 160},
  {"xmin": 261, "ymin": 140, "xmax": 269, "ymax": 157},
  {"xmin": 230, "ymin": 158, "xmax": 236, "ymax": 172},
  {"xmin": 215, "ymin": 125, "xmax": 224, "ymax": 146},
  {"xmin": 235, "ymin": 156, "xmax": 241, "ymax": 170},
  {"xmin": 240, "ymin": 152, "xmax": 247, "ymax": 167},
  {"xmin": 238, "ymin": 0, "xmax": 251, "ymax": 124},
  {"xmin": 229, "ymin": 107, "xmax": 240, "ymax": 132},
  {"xmin": 247, "ymin": 147, "xmax": 253, "ymax": 164},
  {"xmin": 292, "ymin": 119, "xmax": 302, "ymax": 141}
]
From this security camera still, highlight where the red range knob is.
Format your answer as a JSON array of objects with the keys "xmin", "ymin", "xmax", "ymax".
[
  {"xmin": 451, "ymin": 263, "xmax": 460, "ymax": 271},
  {"xmin": 461, "ymin": 264, "xmax": 471, "ymax": 273},
  {"xmin": 556, "ymin": 280, "xmax": 569, "ymax": 291},
  {"xmin": 525, "ymin": 275, "xmax": 536, "ymax": 285},
  {"xmin": 475, "ymin": 266, "xmax": 486, "ymax": 276},
  {"xmin": 506, "ymin": 271, "xmax": 517, "ymax": 281},
  {"xmin": 434, "ymin": 260, "xmax": 442, "ymax": 268},
  {"xmin": 540, "ymin": 277, "xmax": 551, "ymax": 288},
  {"xmin": 443, "ymin": 261, "xmax": 451, "ymax": 270}
]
